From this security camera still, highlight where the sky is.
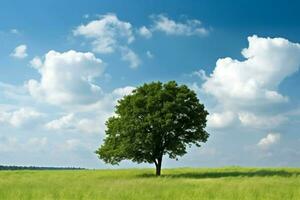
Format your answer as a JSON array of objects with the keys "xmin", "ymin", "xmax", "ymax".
[{"xmin": 1, "ymin": 0, "xmax": 300, "ymax": 168}]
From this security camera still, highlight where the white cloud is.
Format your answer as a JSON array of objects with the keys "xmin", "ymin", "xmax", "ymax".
[
  {"xmin": 0, "ymin": 107, "xmax": 43, "ymax": 127},
  {"xmin": 112, "ymin": 86, "xmax": 135, "ymax": 96},
  {"xmin": 27, "ymin": 50, "xmax": 105, "ymax": 106},
  {"xmin": 76, "ymin": 118, "xmax": 103, "ymax": 134},
  {"xmin": 45, "ymin": 113, "xmax": 104, "ymax": 134},
  {"xmin": 45, "ymin": 113, "xmax": 75, "ymax": 131},
  {"xmin": 257, "ymin": 133, "xmax": 281, "ymax": 149},
  {"xmin": 203, "ymin": 35, "xmax": 300, "ymax": 107},
  {"xmin": 238, "ymin": 112, "xmax": 287, "ymax": 129},
  {"xmin": 82, "ymin": 86, "xmax": 135, "ymax": 113},
  {"xmin": 0, "ymin": 136, "xmax": 47, "ymax": 152},
  {"xmin": 74, "ymin": 13, "xmax": 141, "ymax": 68},
  {"xmin": 192, "ymin": 69, "xmax": 208, "ymax": 81},
  {"xmin": 46, "ymin": 113, "xmax": 104, "ymax": 134},
  {"xmin": 151, "ymin": 14, "xmax": 208, "ymax": 36},
  {"xmin": 30, "ymin": 56, "xmax": 43, "ymax": 69},
  {"xmin": 0, "ymin": 82, "xmax": 30, "ymax": 101},
  {"xmin": 54, "ymin": 85, "xmax": 135, "ymax": 126},
  {"xmin": 196, "ymin": 35, "xmax": 300, "ymax": 130},
  {"xmin": 138, "ymin": 26, "xmax": 152, "ymax": 38},
  {"xmin": 146, "ymin": 51, "xmax": 154, "ymax": 58},
  {"xmin": 10, "ymin": 44, "xmax": 28, "ymax": 59},
  {"xmin": 73, "ymin": 13, "xmax": 134, "ymax": 54},
  {"xmin": 207, "ymin": 111, "xmax": 236, "ymax": 129},
  {"xmin": 45, "ymin": 86, "xmax": 135, "ymax": 134},
  {"xmin": 120, "ymin": 47, "xmax": 141, "ymax": 68}
]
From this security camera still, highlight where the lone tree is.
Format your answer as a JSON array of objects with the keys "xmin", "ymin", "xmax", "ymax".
[{"xmin": 96, "ymin": 81, "xmax": 209, "ymax": 176}]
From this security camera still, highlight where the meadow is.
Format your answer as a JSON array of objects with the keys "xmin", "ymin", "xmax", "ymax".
[{"xmin": 0, "ymin": 167, "xmax": 300, "ymax": 200}]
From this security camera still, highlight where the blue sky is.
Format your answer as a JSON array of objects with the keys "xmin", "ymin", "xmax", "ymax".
[{"xmin": 1, "ymin": 0, "xmax": 300, "ymax": 168}]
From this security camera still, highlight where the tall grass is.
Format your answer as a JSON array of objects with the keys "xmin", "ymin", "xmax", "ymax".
[{"xmin": 0, "ymin": 167, "xmax": 300, "ymax": 199}]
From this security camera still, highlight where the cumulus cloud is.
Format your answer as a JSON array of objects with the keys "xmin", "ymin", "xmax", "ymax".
[
  {"xmin": 0, "ymin": 107, "xmax": 43, "ymax": 127},
  {"xmin": 0, "ymin": 82, "xmax": 30, "ymax": 101},
  {"xmin": 30, "ymin": 56, "xmax": 43, "ymax": 69},
  {"xmin": 138, "ymin": 26, "xmax": 152, "ymax": 38},
  {"xmin": 238, "ymin": 112, "xmax": 287, "ymax": 129},
  {"xmin": 207, "ymin": 111, "xmax": 236, "ymax": 129},
  {"xmin": 257, "ymin": 133, "xmax": 281, "ymax": 149},
  {"xmin": 73, "ymin": 13, "xmax": 134, "ymax": 54},
  {"xmin": 45, "ymin": 113, "xmax": 101, "ymax": 134},
  {"xmin": 111, "ymin": 86, "xmax": 135, "ymax": 97},
  {"xmin": 203, "ymin": 35, "xmax": 300, "ymax": 107},
  {"xmin": 45, "ymin": 113, "xmax": 76, "ymax": 131},
  {"xmin": 73, "ymin": 13, "xmax": 208, "ymax": 68},
  {"xmin": 45, "ymin": 113, "xmax": 103, "ymax": 134},
  {"xmin": 45, "ymin": 86, "xmax": 135, "ymax": 134},
  {"xmin": 151, "ymin": 14, "xmax": 209, "ymax": 36},
  {"xmin": 73, "ymin": 13, "xmax": 141, "ymax": 68},
  {"xmin": 73, "ymin": 86, "xmax": 134, "ymax": 133},
  {"xmin": 198, "ymin": 35, "xmax": 300, "ymax": 130},
  {"xmin": 27, "ymin": 50, "xmax": 105, "ymax": 106},
  {"xmin": 120, "ymin": 47, "xmax": 141, "ymax": 68},
  {"xmin": 10, "ymin": 44, "xmax": 28, "ymax": 59},
  {"xmin": 192, "ymin": 69, "xmax": 208, "ymax": 81}
]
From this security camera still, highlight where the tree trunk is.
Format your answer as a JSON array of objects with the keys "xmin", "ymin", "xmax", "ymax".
[{"xmin": 155, "ymin": 157, "xmax": 162, "ymax": 176}]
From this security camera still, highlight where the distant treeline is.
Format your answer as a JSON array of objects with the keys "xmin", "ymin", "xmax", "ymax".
[{"xmin": 0, "ymin": 165, "xmax": 85, "ymax": 170}]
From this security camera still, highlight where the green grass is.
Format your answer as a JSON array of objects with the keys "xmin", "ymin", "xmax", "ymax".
[{"xmin": 1, "ymin": 167, "xmax": 300, "ymax": 200}]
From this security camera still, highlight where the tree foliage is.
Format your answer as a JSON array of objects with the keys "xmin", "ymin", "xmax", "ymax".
[{"xmin": 96, "ymin": 81, "xmax": 209, "ymax": 175}]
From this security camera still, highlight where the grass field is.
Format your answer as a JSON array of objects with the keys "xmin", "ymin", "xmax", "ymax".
[{"xmin": 1, "ymin": 167, "xmax": 300, "ymax": 200}]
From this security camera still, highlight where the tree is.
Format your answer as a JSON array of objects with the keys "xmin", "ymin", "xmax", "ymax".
[{"xmin": 96, "ymin": 81, "xmax": 209, "ymax": 176}]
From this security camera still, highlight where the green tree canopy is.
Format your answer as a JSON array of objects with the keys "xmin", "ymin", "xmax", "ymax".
[{"xmin": 96, "ymin": 81, "xmax": 209, "ymax": 175}]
